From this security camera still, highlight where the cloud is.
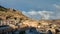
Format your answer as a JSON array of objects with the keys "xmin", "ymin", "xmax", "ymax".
[
  {"xmin": 53, "ymin": 4, "xmax": 60, "ymax": 19},
  {"xmin": 22, "ymin": 10, "xmax": 54, "ymax": 20},
  {"xmin": 38, "ymin": 11, "xmax": 54, "ymax": 19},
  {"xmin": 27, "ymin": 11, "xmax": 37, "ymax": 15},
  {"xmin": 53, "ymin": 4, "xmax": 60, "ymax": 9}
]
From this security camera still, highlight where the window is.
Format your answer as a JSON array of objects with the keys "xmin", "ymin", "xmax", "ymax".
[{"xmin": 14, "ymin": 18, "xmax": 17, "ymax": 20}]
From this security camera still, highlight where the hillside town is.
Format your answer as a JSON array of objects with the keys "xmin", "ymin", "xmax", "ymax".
[{"xmin": 0, "ymin": 6, "xmax": 60, "ymax": 34}]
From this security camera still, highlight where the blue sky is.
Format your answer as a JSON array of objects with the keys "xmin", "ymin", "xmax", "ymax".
[{"xmin": 0, "ymin": 0, "xmax": 60, "ymax": 20}]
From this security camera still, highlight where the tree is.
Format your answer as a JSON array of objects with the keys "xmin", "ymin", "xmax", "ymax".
[
  {"xmin": 0, "ymin": 5, "xmax": 7, "ymax": 11},
  {"xmin": 55, "ymin": 29, "xmax": 59, "ymax": 34},
  {"xmin": 19, "ymin": 30, "xmax": 25, "ymax": 34}
]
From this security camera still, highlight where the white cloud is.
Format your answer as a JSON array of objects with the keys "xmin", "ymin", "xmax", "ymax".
[
  {"xmin": 38, "ymin": 11, "xmax": 54, "ymax": 19},
  {"xmin": 53, "ymin": 4, "xmax": 60, "ymax": 19},
  {"xmin": 27, "ymin": 11, "xmax": 37, "ymax": 15},
  {"xmin": 53, "ymin": 4, "xmax": 60, "ymax": 9},
  {"xmin": 22, "ymin": 10, "xmax": 54, "ymax": 20}
]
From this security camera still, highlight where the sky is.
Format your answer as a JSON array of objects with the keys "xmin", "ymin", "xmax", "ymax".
[{"xmin": 0, "ymin": 0, "xmax": 60, "ymax": 20}]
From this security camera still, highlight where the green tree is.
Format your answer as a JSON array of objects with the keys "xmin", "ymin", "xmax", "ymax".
[{"xmin": 19, "ymin": 30, "xmax": 25, "ymax": 34}]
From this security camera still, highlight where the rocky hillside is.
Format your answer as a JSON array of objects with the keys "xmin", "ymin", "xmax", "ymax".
[
  {"xmin": 0, "ymin": 6, "xmax": 60, "ymax": 28},
  {"xmin": 0, "ymin": 6, "xmax": 60, "ymax": 34},
  {"xmin": 0, "ymin": 6, "xmax": 39, "ymax": 29}
]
